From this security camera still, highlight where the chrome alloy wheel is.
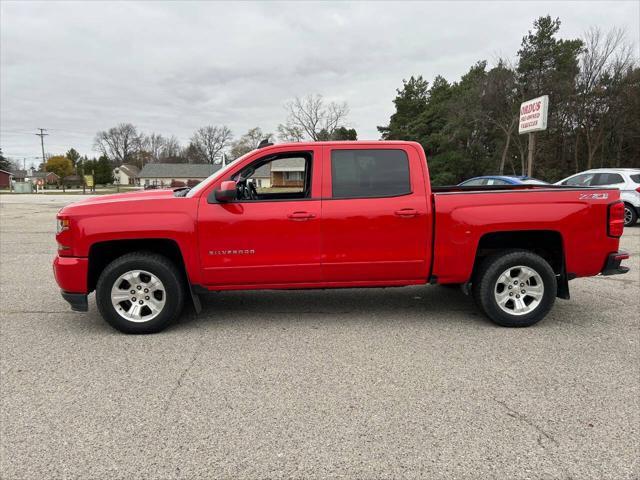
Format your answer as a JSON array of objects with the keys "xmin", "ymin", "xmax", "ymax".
[
  {"xmin": 110, "ymin": 270, "xmax": 166, "ymax": 322},
  {"xmin": 494, "ymin": 265, "xmax": 544, "ymax": 316},
  {"xmin": 624, "ymin": 205, "xmax": 633, "ymax": 226}
]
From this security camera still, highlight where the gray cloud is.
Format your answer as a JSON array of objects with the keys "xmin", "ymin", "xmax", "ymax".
[{"xmin": 1, "ymin": 0, "xmax": 638, "ymax": 167}]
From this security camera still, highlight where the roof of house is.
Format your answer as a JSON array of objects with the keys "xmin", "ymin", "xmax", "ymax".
[
  {"xmin": 137, "ymin": 163, "xmax": 221, "ymax": 179},
  {"xmin": 63, "ymin": 175, "xmax": 83, "ymax": 182},
  {"xmin": 270, "ymin": 157, "xmax": 306, "ymax": 172},
  {"xmin": 0, "ymin": 169, "xmax": 13, "ymax": 176},
  {"xmin": 115, "ymin": 164, "xmax": 140, "ymax": 177},
  {"xmin": 31, "ymin": 171, "xmax": 59, "ymax": 179},
  {"xmin": 253, "ymin": 163, "xmax": 271, "ymax": 178}
]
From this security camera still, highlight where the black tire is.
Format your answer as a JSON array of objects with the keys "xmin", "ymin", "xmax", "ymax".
[
  {"xmin": 96, "ymin": 252, "xmax": 185, "ymax": 334},
  {"xmin": 472, "ymin": 250, "xmax": 556, "ymax": 328},
  {"xmin": 624, "ymin": 203, "xmax": 638, "ymax": 227}
]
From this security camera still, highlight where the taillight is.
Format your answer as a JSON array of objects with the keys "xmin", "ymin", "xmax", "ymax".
[
  {"xmin": 636, "ymin": 186, "xmax": 640, "ymax": 193},
  {"xmin": 608, "ymin": 201, "xmax": 624, "ymax": 237}
]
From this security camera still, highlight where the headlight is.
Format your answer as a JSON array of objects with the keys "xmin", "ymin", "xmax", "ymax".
[{"xmin": 56, "ymin": 217, "xmax": 69, "ymax": 234}]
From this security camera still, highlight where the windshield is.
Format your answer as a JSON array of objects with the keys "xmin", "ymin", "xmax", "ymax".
[{"xmin": 186, "ymin": 150, "xmax": 255, "ymax": 198}]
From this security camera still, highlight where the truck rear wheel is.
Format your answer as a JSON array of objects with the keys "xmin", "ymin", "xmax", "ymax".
[
  {"xmin": 473, "ymin": 250, "xmax": 556, "ymax": 327},
  {"xmin": 96, "ymin": 252, "xmax": 184, "ymax": 334}
]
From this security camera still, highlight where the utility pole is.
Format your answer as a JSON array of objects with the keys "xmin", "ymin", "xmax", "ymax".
[{"xmin": 35, "ymin": 128, "xmax": 48, "ymax": 171}]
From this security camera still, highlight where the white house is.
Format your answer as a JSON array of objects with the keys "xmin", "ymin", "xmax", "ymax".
[
  {"xmin": 112, "ymin": 164, "xmax": 140, "ymax": 185},
  {"xmin": 137, "ymin": 163, "xmax": 220, "ymax": 188}
]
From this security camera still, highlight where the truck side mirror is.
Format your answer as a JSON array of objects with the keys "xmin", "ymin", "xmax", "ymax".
[{"xmin": 214, "ymin": 180, "xmax": 237, "ymax": 203}]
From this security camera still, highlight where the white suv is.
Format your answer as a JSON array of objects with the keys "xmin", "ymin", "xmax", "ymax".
[{"xmin": 556, "ymin": 168, "xmax": 640, "ymax": 226}]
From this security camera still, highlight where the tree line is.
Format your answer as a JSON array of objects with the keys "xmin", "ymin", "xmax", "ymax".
[
  {"xmin": 88, "ymin": 94, "xmax": 357, "ymax": 170},
  {"xmin": 4, "ymin": 16, "xmax": 637, "ymax": 187},
  {"xmin": 2, "ymin": 93, "xmax": 357, "ymax": 184},
  {"xmin": 378, "ymin": 16, "xmax": 639, "ymax": 184}
]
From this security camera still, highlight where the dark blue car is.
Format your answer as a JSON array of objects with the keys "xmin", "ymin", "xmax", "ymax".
[{"xmin": 458, "ymin": 175, "xmax": 548, "ymax": 186}]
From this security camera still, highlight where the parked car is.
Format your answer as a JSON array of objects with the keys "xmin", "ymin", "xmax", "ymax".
[
  {"xmin": 459, "ymin": 175, "xmax": 548, "ymax": 186},
  {"xmin": 54, "ymin": 141, "xmax": 628, "ymax": 333},
  {"xmin": 555, "ymin": 168, "xmax": 640, "ymax": 226}
]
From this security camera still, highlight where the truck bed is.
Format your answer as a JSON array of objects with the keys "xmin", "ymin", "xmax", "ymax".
[{"xmin": 430, "ymin": 186, "xmax": 620, "ymax": 284}]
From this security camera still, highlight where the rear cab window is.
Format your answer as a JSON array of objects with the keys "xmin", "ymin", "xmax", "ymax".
[{"xmin": 330, "ymin": 149, "xmax": 411, "ymax": 199}]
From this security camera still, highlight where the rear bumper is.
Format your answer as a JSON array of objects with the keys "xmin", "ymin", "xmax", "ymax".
[
  {"xmin": 601, "ymin": 251, "xmax": 630, "ymax": 276},
  {"xmin": 53, "ymin": 255, "xmax": 89, "ymax": 293},
  {"xmin": 61, "ymin": 291, "xmax": 88, "ymax": 312}
]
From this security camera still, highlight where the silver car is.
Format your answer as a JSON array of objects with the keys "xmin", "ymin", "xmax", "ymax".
[{"xmin": 555, "ymin": 168, "xmax": 640, "ymax": 226}]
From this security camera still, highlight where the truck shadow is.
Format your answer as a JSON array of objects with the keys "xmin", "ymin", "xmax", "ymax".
[{"xmin": 177, "ymin": 285, "xmax": 487, "ymax": 330}]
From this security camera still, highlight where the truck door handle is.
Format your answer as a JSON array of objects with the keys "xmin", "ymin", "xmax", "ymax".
[
  {"xmin": 288, "ymin": 211, "xmax": 315, "ymax": 221},
  {"xmin": 394, "ymin": 208, "xmax": 418, "ymax": 218}
]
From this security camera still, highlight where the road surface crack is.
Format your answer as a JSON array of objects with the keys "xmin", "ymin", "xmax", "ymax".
[
  {"xmin": 493, "ymin": 397, "xmax": 559, "ymax": 447},
  {"xmin": 161, "ymin": 339, "xmax": 203, "ymax": 414}
]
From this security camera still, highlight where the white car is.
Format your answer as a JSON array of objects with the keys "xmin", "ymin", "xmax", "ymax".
[{"xmin": 555, "ymin": 168, "xmax": 640, "ymax": 226}]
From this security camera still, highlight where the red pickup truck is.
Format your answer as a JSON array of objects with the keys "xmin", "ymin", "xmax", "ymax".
[{"xmin": 54, "ymin": 141, "xmax": 629, "ymax": 333}]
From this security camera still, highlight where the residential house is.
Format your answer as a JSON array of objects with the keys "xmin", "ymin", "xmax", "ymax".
[
  {"xmin": 62, "ymin": 175, "xmax": 84, "ymax": 187},
  {"xmin": 137, "ymin": 163, "xmax": 220, "ymax": 188},
  {"xmin": 0, "ymin": 169, "xmax": 13, "ymax": 189},
  {"xmin": 269, "ymin": 158, "xmax": 305, "ymax": 187},
  {"xmin": 252, "ymin": 163, "xmax": 272, "ymax": 188},
  {"xmin": 113, "ymin": 164, "xmax": 140, "ymax": 185},
  {"xmin": 31, "ymin": 171, "xmax": 60, "ymax": 185},
  {"xmin": 12, "ymin": 168, "xmax": 60, "ymax": 185}
]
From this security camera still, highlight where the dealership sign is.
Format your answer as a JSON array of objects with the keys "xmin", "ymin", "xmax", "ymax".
[{"xmin": 518, "ymin": 95, "xmax": 549, "ymax": 134}]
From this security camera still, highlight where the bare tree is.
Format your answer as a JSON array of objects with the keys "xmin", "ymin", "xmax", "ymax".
[
  {"xmin": 143, "ymin": 133, "xmax": 166, "ymax": 163},
  {"xmin": 190, "ymin": 125, "xmax": 233, "ymax": 164},
  {"xmin": 230, "ymin": 127, "xmax": 273, "ymax": 159},
  {"xmin": 278, "ymin": 94, "xmax": 349, "ymax": 141},
  {"xmin": 277, "ymin": 123, "xmax": 305, "ymax": 142},
  {"xmin": 183, "ymin": 142, "xmax": 207, "ymax": 164},
  {"xmin": 162, "ymin": 135, "xmax": 182, "ymax": 161},
  {"xmin": 94, "ymin": 123, "xmax": 143, "ymax": 164},
  {"xmin": 577, "ymin": 27, "xmax": 634, "ymax": 169}
]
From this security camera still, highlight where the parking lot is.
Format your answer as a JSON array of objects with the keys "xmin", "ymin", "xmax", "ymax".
[{"xmin": 1, "ymin": 194, "xmax": 638, "ymax": 479}]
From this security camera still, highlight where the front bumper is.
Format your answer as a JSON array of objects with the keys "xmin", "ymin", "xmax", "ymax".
[
  {"xmin": 601, "ymin": 251, "xmax": 630, "ymax": 276},
  {"xmin": 53, "ymin": 255, "xmax": 89, "ymax": 293}
]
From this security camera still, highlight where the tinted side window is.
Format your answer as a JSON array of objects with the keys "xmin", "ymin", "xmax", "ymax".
[
  {"xmin": 331, "ymin": 149, "xmax": 411, "ymax": 198},
  {"xmin": 591, "ymin": 173, "xmax": 624, "ymax": 185},
  {"xmin": 487, "ymin": 179, "xmax": 510, "ymax": 185},
  {"xmin": 631, "ymin": 174, "xmax": 640, "ymax": 183},
  {"xmin": 461, "ymin": 178, "xmax": 487, "ymax": 186},
  {"xmin": 564, "ymin": 173, "xmax": 594, "ymax": 186}
]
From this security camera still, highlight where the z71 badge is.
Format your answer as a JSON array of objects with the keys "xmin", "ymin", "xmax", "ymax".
[{"xmin": 579, "ymin": 193, "xmax": 609, "ymax": 200}]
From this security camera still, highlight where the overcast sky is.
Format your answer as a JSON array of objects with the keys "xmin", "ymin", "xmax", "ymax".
[{"xmin": 1, "ymin": 1, "xmax": 639, "ymax": 167}]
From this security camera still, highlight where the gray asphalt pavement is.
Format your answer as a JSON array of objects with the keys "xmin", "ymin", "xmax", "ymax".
[{"xmin": 1, "ymin": 194, "xmax": 639, "ymax": 479}]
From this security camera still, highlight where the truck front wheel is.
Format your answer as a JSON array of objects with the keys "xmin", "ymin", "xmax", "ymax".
[
  {"xmin": 96, "ymin": 252, "xmax": 185, "ymax": 334},
  {"xmin": 473, "ymin": 250, "xmax": 556, "ymax": 327}
]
